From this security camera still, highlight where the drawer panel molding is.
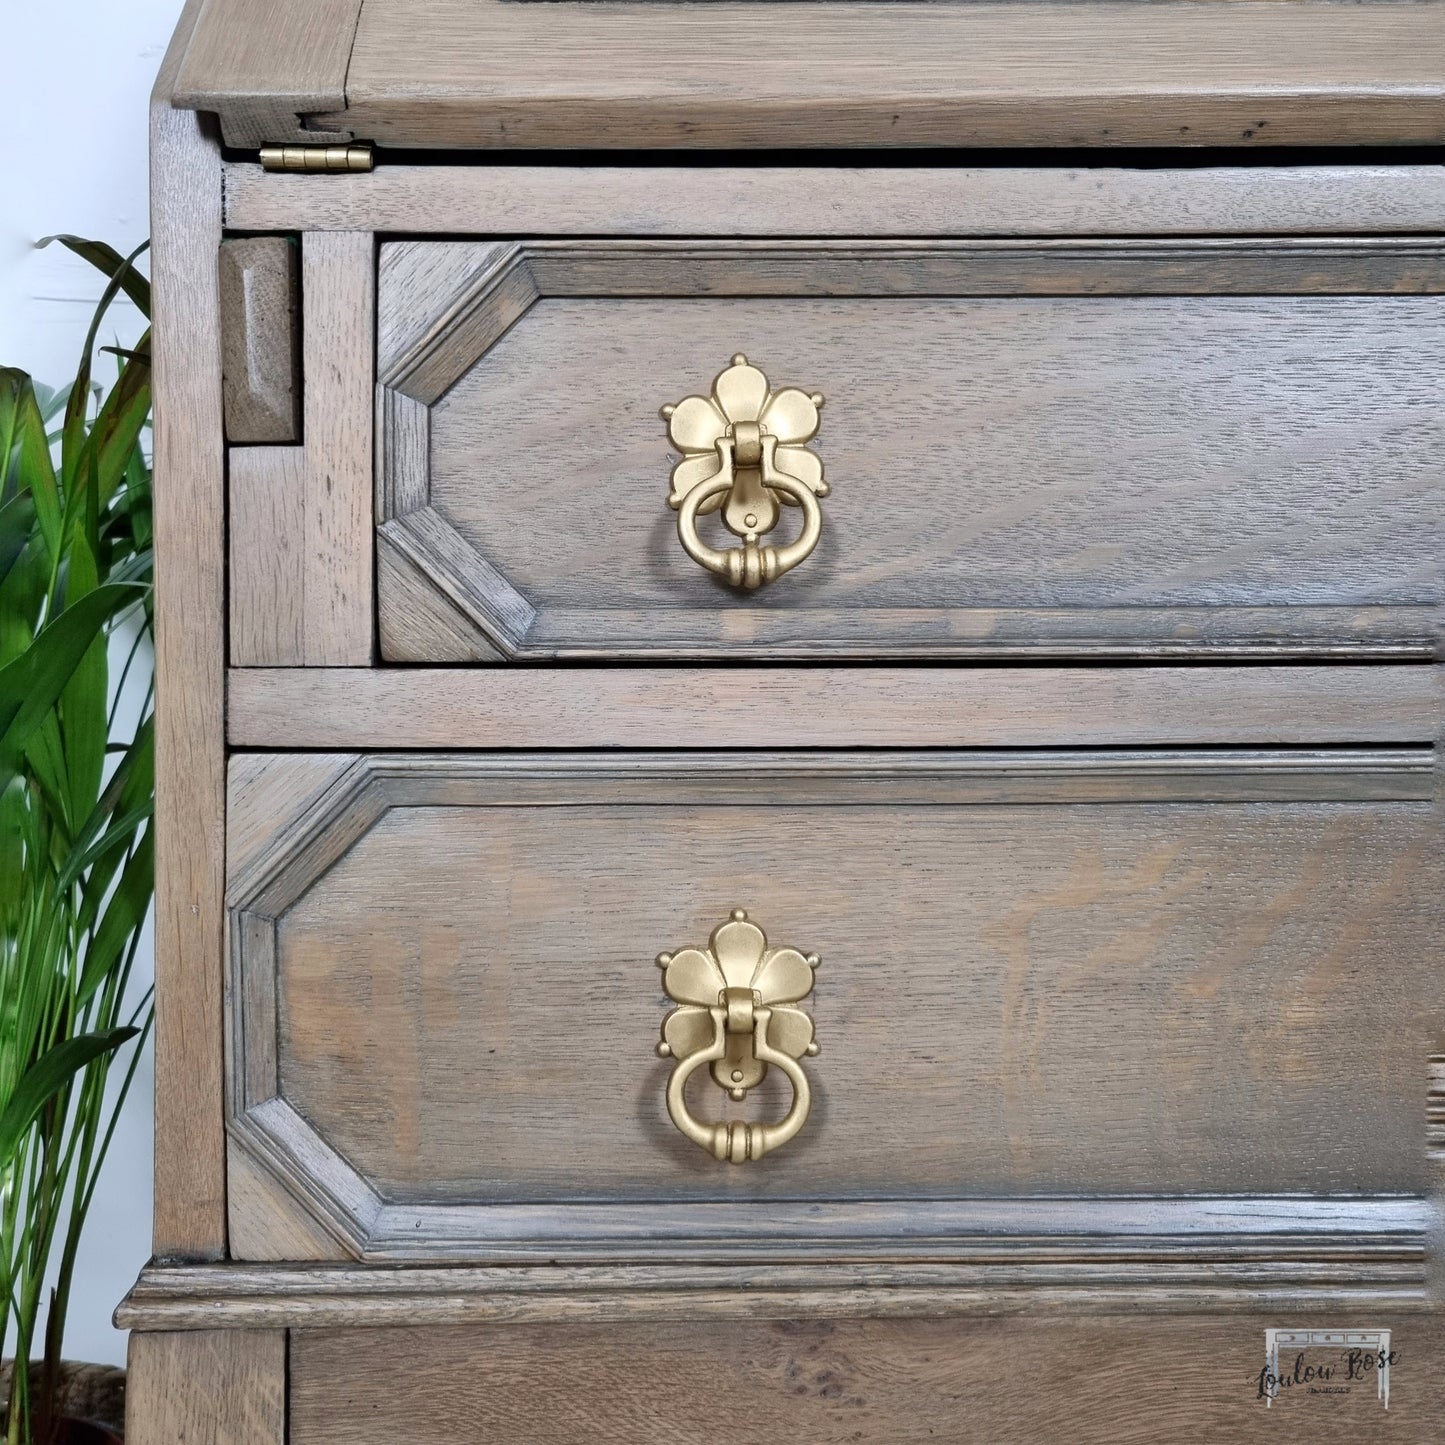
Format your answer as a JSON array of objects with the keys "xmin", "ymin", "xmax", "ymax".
[
  {"xmin": 374, "ymin": 238, "xmax": 1445, "ymax": 661},
  {"xmin": 224, "ymin": 749, "xmax": 1440, "ymax": 1263}
]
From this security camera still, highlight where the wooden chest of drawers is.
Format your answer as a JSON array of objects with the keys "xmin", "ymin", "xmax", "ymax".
[{"xmin": 127, "ymin": 0, "xmax": 1443, "ymax": 1439}]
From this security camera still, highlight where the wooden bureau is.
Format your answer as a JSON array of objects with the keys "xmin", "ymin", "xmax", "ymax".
[{"xmin": 127, "ymin": 0, "xmax": 1443, "ymax": 1439}]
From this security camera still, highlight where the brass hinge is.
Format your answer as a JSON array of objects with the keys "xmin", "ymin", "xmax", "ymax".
[{"xmin": 259, "ymin": 143, "xmax": 374, "ymax": 174}]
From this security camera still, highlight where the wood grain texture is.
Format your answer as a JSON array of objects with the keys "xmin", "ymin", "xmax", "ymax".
[
  {"xmin": 220, "ymin": 750, "xmax": 1440, "ymax": 1260},
  {"xmin": 512, "ymin": 239, "xmax": 1445, "ymax": 298},
  {"xmin": 229, "ymin": 447, "xmax": 305, "ymax": 664},
  {"xmin": 267, "ymin": 771, "xmax": 1443, "ymax": 1197},
  {"xmin": 226, "ymin": 753, "xmax": 353, "ymax": 894},
  {"xmin": 173, "ymin": 0, "xmax": 360, "ymax": 145},
  {"xmin": 126, "ymin": 1330, "xmax": 284, "ymax": 1445},
  {"xmin": 218, "ymin": 237, "xmax": 298, "ymax": 444},
  {"xmin": 377, "ymin": 531, "xmax": 505, "ymax": 662},
  {"xmin": 117, "ymin": 1235, "xmax": 1433, "ymax": 1330},
  {"xmin": 225, "ymin": 665, "xmax": 1441, "ymax": 750},
  {"xmin": 296, "ymin": 231, "xmax": 373, "ymax": 665},
  {"xmin": 289, "ymin": 1316, "xmax": 1445, "ymax": 1444},
  {"xmin": 377, "ymin": 242, "xmax": 531, "ymax": 405},
  {"xmin": 150, "ymin": 0, "xmax": 228, "ymax": 1258},
  {"xmin": 228, "ymin": 236, "xmax": 376, "ymax": 665},
  {"xmin": 377, "ymin": 239, "xmax": 1444, "ymax": 660},
  {"xmin": 225, "ymin": 162, "xmax": 1445, "ymax": 238},
  {"xmin": 321, "ymin": 0, "xmax": 1445, "ymax": 150},
  {"xmin": 377, "ymin": 242, "xmax": 1445, "ymax": 389},
  {"xmin": 376, "ymin": 241, "xmax": 515, "ymax": 375},
  {"xmin": 227, "ymin": 1141, "xmax": 351, "ymax": 1262}
]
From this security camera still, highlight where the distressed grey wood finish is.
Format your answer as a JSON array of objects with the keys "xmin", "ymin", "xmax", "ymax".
[
  {"xmin": 376, "ymin": 239, "xmax": 1445, "ymax": 660},
  {"xmin": 224, "ymin": 750, "xmax": 1440, "ymax": 1261},
  {"xmin": 229, "ymin": 447, "xmax": 306, "ymax": 664},
  {"xmin": 330, "ymin": 0, "xmax": 1445, "ymax": 151},
  {"xmin": 287, "ymin": 1317, "xmax": 1445, "ymax": 1445},
  {"xmin": 117, "ymin": 1223, "xmax": 1434, "ymax": 1330},
  {"xmin": 127, "ymin": 1330, "xmax": 284, "ymax": 1445},
  {"xmin": 171, "ymin": 0, "xmax": 358, "ymax": 146},
  {"xmin": 229, "ymin": 233, "xmax": 376, "ymax": 666},
  {"xmin": 224, "ymin": 163, "xmax": 1445, "ymax": 238},
  {"xmin": 170, "ymin": 0, "xmax": 1445, "ymax": 151},
  {"xmin": 225, "ymin": 665, "xmax": 1440, "ymax": 750},
  {"xmin": 218, "ymin": 237, "xmax": 299, "ymax": 443},
  {"xmin": 149, "ymin": 0, "xmax": 229, "ymax": 1257}
]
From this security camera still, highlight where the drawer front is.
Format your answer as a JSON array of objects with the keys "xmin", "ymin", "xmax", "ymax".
[
  {"xmin": 225, "ymin": 748, "xmax": 1440, "ymax": 1262},
  {"xmin": 374, "ymin": 238, "xmax": 1444, "ymax": 661},
  {"xmin": 290, "ymin": 1318, "xmax": 1445, "ymax": 1445}
]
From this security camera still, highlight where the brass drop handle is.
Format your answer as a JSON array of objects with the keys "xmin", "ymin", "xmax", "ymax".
[
  {"xmin": 656, "ymin": 909, "xmax": 819, "ymax": 1163},
  {"xmin": 661, "ymin": 356, "xmax": 829, "ymax": 591}
]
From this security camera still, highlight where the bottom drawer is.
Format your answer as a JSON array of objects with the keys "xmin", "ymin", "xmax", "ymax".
[
  {"xmin": 289, "ymin": 1315, "xmax": 1445, "ymax": 1444},
  {"xmin": 226, "ymin": 747, "xmax": 1440, "ymax": 1265}
]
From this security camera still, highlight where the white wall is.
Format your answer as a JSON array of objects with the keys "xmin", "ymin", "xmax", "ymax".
[{"xmin": 2, "ymin": 0, "xmax": 188, "ymax": 1368}]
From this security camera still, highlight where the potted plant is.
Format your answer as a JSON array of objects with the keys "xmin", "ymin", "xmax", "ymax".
[{"xmin": 1, "ymin": 238, "xmax": 155, "ymax": 1445}]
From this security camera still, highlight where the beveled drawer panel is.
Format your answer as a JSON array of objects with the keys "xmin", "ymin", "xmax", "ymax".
[
  {"xmin": 225, "ymin": 749, "xmax": 1440, "ymax": 1262},
  {"xmin": 374, "ymin": 238, "xmax": 1444, "ymax": 661}
]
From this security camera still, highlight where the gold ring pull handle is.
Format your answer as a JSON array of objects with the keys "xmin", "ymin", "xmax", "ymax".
[
  {"xmin": 656, "ymin": 910, "xmax": 820, "ymax": 1164},
  {"xmin": 662, "ymin": 356, "xmax": 829, "ymax": 591},
  {"xmin": 664, "ymin": 1007, "xmax": 813, "ymax": 1162},
  {"xmin": 674, "ymin": 442, "xmax": 823, "ymax": 591}
]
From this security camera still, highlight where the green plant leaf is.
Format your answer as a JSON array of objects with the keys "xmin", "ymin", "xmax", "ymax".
[
  {"xmin": 110, "ymin": 711, "xmax": 155, "ymax": 821},
  {"xmin": 1, "ymin": 231, "xmax": 156, "ymax": 1435},
  {"xmin": 76, "ymin": 714, "xmax": 154, "ymax": 927},
  {"xmin": 73, "ymin": 333, "xmax": 151, "ymax": 515},
  {"xmin": 0, "ymin": 490, "xmax": 35, "ymax": 588},
  {"xmin": 80, "ymin": 827, "xmax": 153, "ymax": 1005},
  {"xmin": 55, "ymin": 240, "xmax": 149, "ymax": 500},
  {"xmin": 57, "ymin": 797, "xmax": 153, "ymax": 895},
  {"xmin": 19, "ymin": 712, "xmax": 72, "ymax": 850},
  {"xmin": 58, "ymin": 523, "xmax": 107, "ymax": 827},
  {"xmin": 0, "ymin": 377, "xmax": 19, "ymax": 501},
  {"xmin": 38, "ymin": 236, "xmax": 151, "ymax": 317},
  {"xmin": 0, "ymin": 582, "xmax": 143, "ymax": 768},
  {"xmin": 33, "ymin": 380, "xmax": 72, "ymax": 425},
  {"xmin": 0, "ymin": 368, "xmax": 59, "ymax": 556},
  {"xmin": 0, "ymin": 771, "xmax": 25, "ymax": 917},
  {"xmin": 0, "ymin": 1028, "xmax": 140, "ymax": 1166}
]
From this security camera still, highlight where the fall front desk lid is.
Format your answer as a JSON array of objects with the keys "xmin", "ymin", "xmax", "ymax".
[{"xmin": 170, "ymin": 0, "xmax": 1445, "ymax": 151}]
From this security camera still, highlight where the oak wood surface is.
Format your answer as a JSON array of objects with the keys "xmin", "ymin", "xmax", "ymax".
[
  {"xmin": 149, "ymin": 0, "xmax": 228, "ymax": 1258},
  {"xmin": 225, "ymin": 665, "xmax": 1441, "ymax": 750},
  {"xmin": 217, "ymin": 237, "xmax": 298, "ymax": 444},
  {"xmin": 125, "ymin": 1330, "xmax": 283, "ymax": 1445},
  {"xmin": 224, "ymin": 162, "xmax": 1445, "ymax": 238},
  {"xmin": 227, "ymin": 1141, "xmax": 352, "ymax": 1262},
  {"xmin": 117, "ymin": 1231, "xmax": 1433, "ymax": 1329},
  {"xmin": 223, "ymin": 751, "xmax": 1441, "ymax": 1259},
  {"xmin": 228, "ymin": 447, "xmax": 305, "ymax": 665},
  {"xmin": 376, "ymin": 532, "xmax": 505, "ymax": 662},
  {"xmin": 226, "ymin": 752, "xmax": 352, "ymax": 881},
  {"xmin": 296, "ymin": 231, "xmax": 373, "ymax": 665},
  {"xmin": 227, "ymin": 234, "xmax": 375, "ymax": 665},
  {"xmin": 289, "ymin": 1316, "xmax": 1445, "ymax": 1444},
  {"xmin": 375, "ymin": 239, "xmax": 1444, "ymax": 660},
  {"xmin": 321, "ymin": 0, "xmax": 1445, "ymax": 151},
  {"xmin": 173, "ymin": 0, "xmax": 359, "ymax": 146},
  {"xmin": 154, "ymin": 0, "xmax": 1445, "ymax": 1428}
]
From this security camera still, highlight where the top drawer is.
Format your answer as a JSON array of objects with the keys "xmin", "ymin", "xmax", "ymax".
[{"xmin": 374, "ymin": 237, "xmax": 1443, "ymax": 662}]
